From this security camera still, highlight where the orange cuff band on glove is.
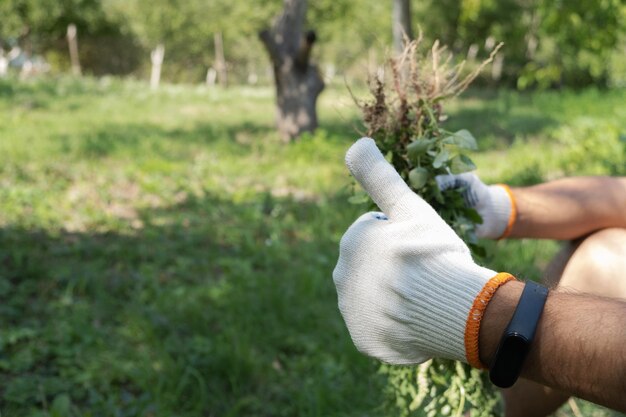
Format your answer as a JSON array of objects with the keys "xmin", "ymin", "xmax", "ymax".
[
  {"xmin": 464, "ymin": 272, "xmax": 517, "ymax": 369},
  {"xmin": 496, "ymin": 184, "xmax": 517, "ymax": 240}
]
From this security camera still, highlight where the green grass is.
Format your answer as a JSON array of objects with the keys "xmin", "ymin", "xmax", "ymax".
[{"xmin": 0, "ymin": 76, "xmax": 624, "ymax": 417}]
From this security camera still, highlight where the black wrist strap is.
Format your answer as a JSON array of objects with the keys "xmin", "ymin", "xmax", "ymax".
[{"xmin": 489, "ymin": 280, "xmax": 549, "ymax": 388}]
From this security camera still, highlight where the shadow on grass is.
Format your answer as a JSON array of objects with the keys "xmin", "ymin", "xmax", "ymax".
[
  {"xmin": 0, "ymin": 76, "xmax": 120, "ymax": 111},
  {"xmin": 53, "ymin": 115, "xmax": 362, "ymax": 160},
  {"xmin": 54, "ymin": 120, "xmax": 279, "ymax": 159},
  {"xmin": 0, "ymin": 191, "xmax": 381, "ymax": 416}
]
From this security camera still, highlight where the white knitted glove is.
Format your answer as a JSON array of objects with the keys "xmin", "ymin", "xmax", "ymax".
[
  {"xmin": 436, "ymin": 173, "xmax": 516, "ymax": 239},
  {"xmin": 333, "ymin": 138, "xmax": 514, "ymax": 367}
]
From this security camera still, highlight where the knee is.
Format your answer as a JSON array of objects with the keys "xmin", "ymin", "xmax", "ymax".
[
  {"xmin": 574, "ymin": 228, "xmax": 626, "ymax": 272},
  {"xmin": 558, "ymin": 228, "xmax": 626, "ymax": 299}
]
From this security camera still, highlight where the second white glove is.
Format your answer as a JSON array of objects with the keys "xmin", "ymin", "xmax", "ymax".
[{"xmin": 436, "ymin": 172, "xmax": 516, "ymax": 239}]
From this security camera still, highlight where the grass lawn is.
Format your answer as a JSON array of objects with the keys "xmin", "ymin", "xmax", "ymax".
[{"xmin": 0, "ymin": 76, "xmax": 625, "ymax": 417}]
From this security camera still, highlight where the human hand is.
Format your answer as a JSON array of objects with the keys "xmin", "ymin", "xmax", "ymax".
[
  {"xmin": 333, "ymin": 138, "xmax": 514, "ymax": 367},
  {"xmin": 436, "ymin": 173, "xmax": 516, "ymax": 239}
]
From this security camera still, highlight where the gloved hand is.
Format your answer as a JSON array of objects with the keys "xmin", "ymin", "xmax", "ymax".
[
  {"xmin": 436, "ymin": 172, "xmax": 516, "ymax": 239},
  {"xmin": 333, "ymin": 138, "xmax": 515, "ymax": 368}
]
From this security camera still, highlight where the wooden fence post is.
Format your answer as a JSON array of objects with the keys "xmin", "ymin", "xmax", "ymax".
[
  {"xmin": 214, "ymin": 32, "xmax": 227, "ymax": 87},
  {"xmin": 0, "ymin": 49, "xmax": 8, "ymax": 78},
  {"xmin": 206, "ymin": 67, "xmax": 217, "ymax": 86},
  {"xmin": 150, "ymin": 44, "xmax": 165, "ymax": 90},
  {"xmin": 66, "ymin": 24, "xmax": 82, "ymax": 76}
]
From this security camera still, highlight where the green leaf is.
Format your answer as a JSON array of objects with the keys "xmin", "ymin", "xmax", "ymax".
[
  {"xmin": 469, "ymin": 243, "xmax": 487, "ymax": 258},
  {"xmin": 409, "ymin": 167, "xmax": 429, "ymax": 189},
  {"xmin": 450, "ymin": 154, "xmax": 476, "ymax": 174},
  {"xmin": 465, "ymin": 229, "xmax": 479, "ymax": 245},
  {"xmin": 407, "ymin": 138, "xmax": 435, "ymax": 160},
  {"xmin": 464, "ymin": 208, "xmax": 483, "ymax": 224},
  {"xmin": 443, "ymin": 129, "xmax": 478, "ymax": 150},
  {"xmin": 433, "ymin": 184, "xmax": 445, "ymax": 204},
  {"xmin": 432, "ymin": 149, "xmax": 450, "ymax": 168}
]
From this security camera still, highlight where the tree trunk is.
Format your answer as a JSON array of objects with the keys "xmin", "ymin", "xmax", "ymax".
[
  {"xmin": 393, "ymin": 0, "xmax": 413, "ymax": 53},
  {"xmin": 259, "ymin": 0, "xmax": 324, "ymax": 142}
]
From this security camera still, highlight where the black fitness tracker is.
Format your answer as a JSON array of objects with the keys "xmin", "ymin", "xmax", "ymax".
[{"xmin": 489, "ymin": 280, "xmax": 549, "ymax": 388}]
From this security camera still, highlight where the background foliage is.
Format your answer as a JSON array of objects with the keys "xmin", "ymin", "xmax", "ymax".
[{"xmin": 1, "ymin": 0, "xmax": 625, "ymax": 87}]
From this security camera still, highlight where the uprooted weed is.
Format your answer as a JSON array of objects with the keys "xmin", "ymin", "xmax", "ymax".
[{"xmin": 350, "ymin": 36, "xmax": 504, "ymax": 417}]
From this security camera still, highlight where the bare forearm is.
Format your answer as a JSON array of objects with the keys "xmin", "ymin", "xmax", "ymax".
[
  {"xmin": 480, "ymin": 281, "xmax": 626, "ymax": 412},
  {"xmin": 509, "ymin": 177, "xmax": 626, "ymax": 240}
]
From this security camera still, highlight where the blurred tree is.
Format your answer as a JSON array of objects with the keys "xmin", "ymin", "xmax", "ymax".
[
  {"xmin": 412, "ymin": 0, "xmax": 626, "ymax": 88},
  {"xmin": 518, "ymin": 0, "xmax": 625, "ymax": 89},
  {"xmin": 0, "ymin": 0, "xmax": 105, "ymax": 47},
  {"xmin": 306, "ymin": 0, "xmax": 389, "ymax": 82},
  {"xmin": 104, "ymin": 0, "xmax": 282, "ymax": 82},
  {"xmin": 259, "ymin": 0, "xmax": 324, "ymax": 142},
  {"xmin": 104, "ymin": 0, "xmax": 199, "ymax": 81},
  {"xmin": 0, "ymin": 0, "xmax": 142, "ymax": 75},
  {"xmin": 393, "ymin": 0, "xmax": 413, "ymax": 52}
]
